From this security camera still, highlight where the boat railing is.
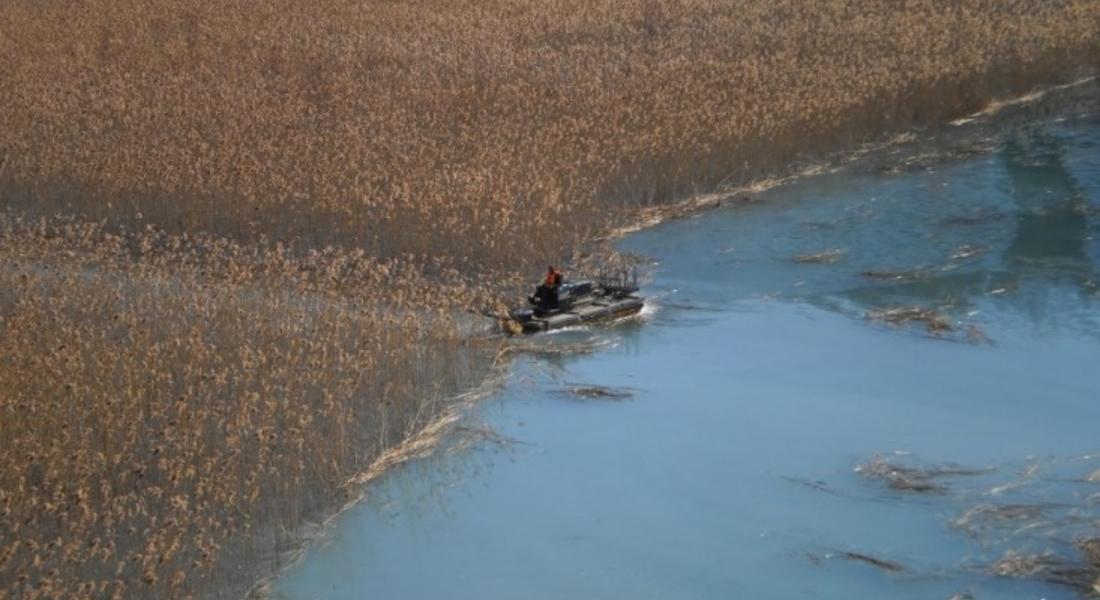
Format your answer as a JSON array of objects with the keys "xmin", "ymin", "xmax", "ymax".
[{"xmin": 592, "ymin": 267, "xmax": 639, "ymax": 296}]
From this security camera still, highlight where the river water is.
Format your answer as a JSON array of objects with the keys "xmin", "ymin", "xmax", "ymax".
[{"xmin": 273, "ymin": 109, "xmax": 1100, "ymax": 599}]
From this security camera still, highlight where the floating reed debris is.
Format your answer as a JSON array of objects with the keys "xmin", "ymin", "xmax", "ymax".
[
  {"xmin": 990, "ymin": 550, "xmax": 1099, "ymax": 592},
  {"xmin": 866, "ymin": 454, "xmax": 1100, "ymax": 597},
  {"xmin": 952, "ymin": 503, "xmax": 1046, "ymax": 538},
  {"xmin": 991, "ymin": 551, "xmax": 1054, "ymax": 578},
  {"xmin": 833, "ymin": 550, "xmax": 907, "ymax": 573},
  {"xmin": 555, "ymin": 385, "xmax": 635, "ymax": 401},
  {"xmin": 791, "ymin": 249, "xmax": 846, "ymax": 264},
  {"xmin": 866, "ymin": 307, "xmax": 994, "ymax": 343},
  {"xmin": 796, "ymin": 453, "xmax": 1100, "ymax": 596},
  {"xmin": 855, "ymin": 454, "xmax": 993, "ymax": 494},
  {"xmin": 866, "ymin": 307, "xmax": 954, "ymax": 333},
  {"xmin": 1078, "ymin": 538, "xmax": 1100, "ymax": 572},
  {"xmin": 856, "ymin": 455, "xmax": 946, "ymax": 493},
  {"xmin": 806, "ymin": 548, "xmax": 907, "ymax": 573}
]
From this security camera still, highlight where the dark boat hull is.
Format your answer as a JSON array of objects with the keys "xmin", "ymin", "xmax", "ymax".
[{"xmin": 520, "ymin": 296, "xmax": 644, "ymax": 333}]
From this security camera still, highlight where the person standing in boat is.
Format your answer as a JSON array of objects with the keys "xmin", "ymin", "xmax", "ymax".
[
  {"xmin": 537, "ymin": 265, "xmax": 563, "ymax": 309},
  {"xmin": 544, "ymin": 265, "xmax": 563, "ymax": 288}
]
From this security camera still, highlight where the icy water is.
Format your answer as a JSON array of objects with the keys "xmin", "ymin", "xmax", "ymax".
[{"xmin": 273, "ymin": 116, "xmax": 1100, "ymax": 599}]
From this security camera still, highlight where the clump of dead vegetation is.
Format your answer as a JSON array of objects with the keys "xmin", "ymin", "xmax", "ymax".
[
  {"xmin": 804, "ymin": 547, "xmax": 908, "ymax": 574},
  {"xmin": 855, "ymin": 454, "xmax": 993, "ymax": 493},
  {"xmin": 990, "ymin": 543, "xmax": 1100, "ymax": 594},
  {"xmin": 831, "ymin": 550, "xmax": 907, "ymax": 573},
  {"xmin": 953, "ymin": 503, "xmax": 1046, "ymax": 536},
  {"xmin": 846, "ymin": 453, "xmax": 1100, "ymax": 597},
  {"xmin": 866, "ymin": 307, "xmax": 955, "ymax": 334},
  {"xmin": 791, "ymin": 249, "xmax": 846, "ymax": 264},
  {"xmin": 555, "ymin": 385, "xmax": 635, "ymax": 401},
  {"xmin": 865, "ymin": 306, "xmax": 995, "ymax": 343}
]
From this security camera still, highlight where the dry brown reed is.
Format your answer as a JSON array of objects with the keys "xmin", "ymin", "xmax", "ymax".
[
  {"xmin": 1, "ymin": 0, "xmax": 1098, "ymax": 272},
  {"xmin": 1, "ymin": 0, "xmax": 1098, "ymax": 597},
  {"xmin": 0, "ymin": 217, "xmax": 494, "ymax": 598},
  {"xmin": 866, "ymin": 306, "xmax": 954, "ymax": 333}
]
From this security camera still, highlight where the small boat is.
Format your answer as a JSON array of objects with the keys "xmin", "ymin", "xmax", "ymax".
[{"xmin": 507, "ymin": 269, "xmax": 644, "ymax": 334}]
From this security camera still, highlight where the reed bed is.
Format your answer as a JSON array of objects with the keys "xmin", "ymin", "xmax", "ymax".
[
  {"xmin": 2, "ymin": 0, "xmax": 1097, "ymax": 269},
  {"xmin": 1, "ymin": 0, "xmax": 1099, "ymax": 597},
  {"xmin": 0, "ymin": 218, "xmax": 493, "ymax": 598}
]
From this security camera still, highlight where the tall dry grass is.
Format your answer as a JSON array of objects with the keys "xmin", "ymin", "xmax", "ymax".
[
  {"xmin": 0, "ymin": 216, "xmax": 493, "ymax": 598},
  {"xmin": 2, "ymin": 1, "xmax": 1097, "ymax": 270},
  {"xmin": 1, "ymin": 0, "xmax": 1099, "ymax": 597}
]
